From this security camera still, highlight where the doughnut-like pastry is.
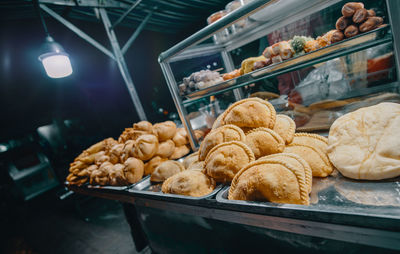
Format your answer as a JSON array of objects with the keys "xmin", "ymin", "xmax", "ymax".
[
  {"xmin": 219, "ymin": 98, "xmax": 276, "ymax": 129},
  {"xmin": 328, "ymin": 102, "xmax": 400, "ymax": 180},
  {"xmin": 284, "ymin": 143, "xmax": 333, "ymax": 177},
  {"xmin": 133, "ymin": 134, "xmax": 158, "ymax": 161},
  {"xmin": 169, "ymin": 145, "xmax": 190, "ymax": 160},
  {"xmin": 245, "ymin": 128, "xmax": 285, "ymax": 159},
  {"xmin": 162, "ymin": 170, "xmax": 215, "ymax": 197},
  {"xmin": 150, "ymin": 160, "xmax": 185, "ymax": 182},
  {"xmin": 204, "ymin": 141, "xmax": 255, "ymax": 183},
  {"xmin": 124, "ymin": 157, "xmax": 144, "ymax": 184},
  {"xmin": 199, "ymin": 124, "xmax": 246, "ymax": 161},
  {"xmin": 144, "ymin": 156, "xmax": 168, "ymax": 175},
  {"xmin": 272, "ymin": 114, "xmax": 296, "ymax": 144},
  {"xmin": 155, "ymin": 139, "xmax": 175, "ymax": 158},
  {"xmin": 229, "ymin": 159, "xmax": 309, "ymax": 205},
  {"xmin": 153, "ymin": 121, "xmax": 177, "ymax": 141}
]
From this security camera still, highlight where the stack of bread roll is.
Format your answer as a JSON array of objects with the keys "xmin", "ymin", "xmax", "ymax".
[
  {"xmin": 66, "ymin": 120, "xmax": 205, "ymax": 186},
  {"xmin": 179, "ymin": 98, "xmax": 334, "ymax": 205}
]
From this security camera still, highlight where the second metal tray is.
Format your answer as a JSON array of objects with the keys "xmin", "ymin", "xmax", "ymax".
[{"xmin": 128, "ymin": 175, "xmax": 223, "ymax": 202}]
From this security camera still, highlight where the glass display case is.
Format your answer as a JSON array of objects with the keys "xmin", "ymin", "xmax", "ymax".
[{"xmin": 158, "ymin": 0, "xmax": 400, "ymax": 150}]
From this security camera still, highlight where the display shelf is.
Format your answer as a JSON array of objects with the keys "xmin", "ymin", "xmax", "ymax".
[{"xmin": 182, "ymin": 26, "xmax": 391, "ymax": 105}]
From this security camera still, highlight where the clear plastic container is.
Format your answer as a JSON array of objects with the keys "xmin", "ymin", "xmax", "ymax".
[
  {"xmin": 207, "ymin": 10, "xmax": 230, "ymax": 44},
  {"xmin": 225, "ymin": 0, "xmax": 251, "ymax": 34}
]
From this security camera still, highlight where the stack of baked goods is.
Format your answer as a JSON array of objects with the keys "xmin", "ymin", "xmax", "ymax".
[
  {"xmin": 179, "ymin": 69, "xmax": 224, "ymax": 95},
  {"xmin": 170, "ymin": 98, "xmax": 334, "ymax": 205},
  {"xmin": 66, "ymin": 120, "xmax": 204, "ymax": 186}
]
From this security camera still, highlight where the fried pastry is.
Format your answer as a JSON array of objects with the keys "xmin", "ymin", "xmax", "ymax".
[
  {"xmin": 183, "ymin": 152, "xmax": 199, "ymax": 168},
  {"xmin": 260, "ymin": 153, "xmax": 312, "ymax": 193},
  {"xmin": 156, "ymin": 140, "xmax": 175, "ymax": 158},
  {"xmin": 150, "ymin": 160, "xmax": 185, "ymax": 182},
  {"xmin": 284, "ymin": 143, "xmax": 333, "ymax": 177},
  {"xmin": 124, "ymin": 157, "xmax": 144, "ymax": 184},
  {"xmin": 229, "ymin": 159, "xmax": 309, "ymax": 205},
  {"xmin": 133, "ymin": 121, "xmax": 153, "ymax": 133},
  {"xmin": 121, "ymin": 140, "xmax": 136, "ymax": 162},
  {"xmin": 94, "ymin": 151, "xmax": 110, "ymax": 166},
  {"xmin": 144, "ymin": 156, "xmax": 168, "ymax": 175},
  {"xmin": 172, "ymin": 128, "xmax": 189, "ymax": 146},
  {"xmin": 154, "ymin": 121, "xmax": 177, "ymax": 141},
  {"xmin": 162, "ymin": 170, "xmax": 216, "ymax": 197},
  {"xmin": 199, "ymin": 124, "xmax": 246, "ymax": 161},
  {"xmin": 204, "ymin": 141, "xmax": 255, "ymax": 183},
  {"xmin": 273, "ymin": 114, "xmax": 296, "ymax": 144},
  {"xmin": 328, "ymin": 102, "xmax": 400, "ymax": 180},
  {"xmin": 169, "ymin": 145, "xmax": 190, "ymax": 160},
  {"xmin": 245, "ymin": 128, "xmax": 285, "ymax": 159},
  {"xmin": 293, "ymin": 133, "xmax": 328, "ymax": 153},
  {"xmin": 133, "ymin": 134, "xmax": 158, "ymax": 161},
  {"xmin": 187, "ymin": 161, "xmax": 204, "ymax": 171},
  {"xmin": 109, "ymin": 144, "xmax": 124, "ymax": 164},
  {"xmin": 211, "ymin": 113, "xmax": 224, "ymax": 130},
  {"xmin": 109, "ymin": 164, "xmax": 127, "ymax": 186},
  {"xmin": 220, "ymin": 98, "xmax": 276, "ymax": 129}
]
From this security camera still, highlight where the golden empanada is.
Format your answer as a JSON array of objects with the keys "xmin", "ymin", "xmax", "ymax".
[
  {"xmin": 293, "ymin": 133, "xmax": 328, "ymax": 153},
  {"xmin": 187, "ymin": 161, "xmax": 204, "ymax": 171},
  {"xmin": 260, "ymin": 153, "xmax": 312, "ymax": 193},
  {"xmin": 109, "ymin": 144, "xmax": 124, "ymax": 164},
  {"xmin": 284, "ymin": 143, "xmax": 333, "ymax": 177},
  {"xmin": 124, "ymin": 157, "xmax": 144, "ymax": 184},
  {"xmin": 199, "ymin": 125, "xmax": 246, "ymax": 161},
  {"xmin": 144, "ymin": 156, "xmax": 168, "ymax": 175},
  {"xmin": 150, "ymin": 160, "xmax": 185, "ymax": 182},
  {"xmin": 162, "ymin": 170, "xmax": 216, "ymax": 197},
  {"xmin": 133, "ymin": 121, "xmax": 153, "ymax": 133},
  {"xmin": 121, "ymin": 140, "xmax": 136, "ymax": 162},
  {"xmin": 155, "ymin": 140, "xmax": 175, "ymax": 158},
  {"xmin": 245, "ymin": 128, "xmax": 285, "ymax": 159},
  {"xmin": 220, "ymin": 98, "xmax": 276, "ymax": 129},
  {"xmin": 154, "ymin": 121, "xmax": 177, "ymax": 141},
  {"xmin": 183, "ymin": 152, "xmax": 199, "ymax": 168},
  {"xmin": 133, "ymin": 134, "xmax": 158, "ymax": 161},
  {"xmin": 273, "ymin": 114, "xmax": 296, "ymax": 144},
  {"xmin": 109, "ymin": 164, "xmax": 127, "ymax": 186},
  {"xmin": 94, "ymin": 151, "xmax": 110, "ymax": 166},
  {"xmin": 204, "ymin": 141, "xmax": 255, "ymax": 183},
  {"xmin": 229, "ymin": 159, "xmax": 309, "ymax": 205},
  {"xmin": 169, "ymin": 145, "xmax": 190, "ymax": 160},
  {"xmin": 172, "ymin": 128, "xmax": 189, "ymax": 146}
]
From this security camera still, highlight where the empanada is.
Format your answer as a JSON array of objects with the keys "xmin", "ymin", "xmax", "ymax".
[
  {"xmin": 172, "ymin": 128, "xmax": 189, "ymax": 146},
  {"xmin": 133, "ymin": 134, "xmax": 158, "ymax": 161},
  {"xmin": 121, "ymin": 140, "xmax": 136, "ymax": 162},
  {"xmin": 156, "ymin": 140, "xmax": 175, "ymax": 158},
  {"xmin": 162, "ymin": 170, "xmax": 215, "ymax": 197},
  {"xmin": 260, "ymin": 153, "xmax": 312, "ymax": 193},
  {"xmin": 229, "ymin": 159, "xmax": 309, "ymax": 205},
  {"xmin": 187, "ymin": 161, "xmax": 204, "ymax": 171},
  {"xmin": 199, "ymin": 125, "xmax": 246, "ymax": 161},
  {"xmin": 109, "ymin": 164, "xmax": 127, "ymax": 186},
  {"xmin": 183, "ymin": 152, "xmax": 199, "ymax": 169},
  {"xmin": 124, "ymin": 157, "xmax": 144, "ymax": 184},
  {"xmin": 245, "ymin": 128, "xmax": 285, "ymax": 159},
  {"xmin": 220, "ymin": 98, "xmax": 276, "ymax": 129},
  {"xmin": 273, "ymin": 114, "xmax": 296, "ymax": 144},
  {"xmin": 94, "ymin": 151, "xmax": 110, "ymax": 166},
  {"xmin": 109, "ymin": 144, "xmax": 124, "ymax": 164},
  {"xmin": 328, "ymin": 102, "xmax": 400, "ymax": 180},
  {"xmin": 154, "ymin": 121, "xmax": 177, "ymax": 141},
  {"xmin": 169, "ymin": 145, "xmax": 190, "ymax": 160},
  {"xmin": 293, "ymin": 133, "xmax": 328, "ymax": 153},
  {"xmin": 204, "ymin": 141, "xmax": 255, "ymax": 183},
  {"xmin": 150, "ymin": 160, "xmax": 185, "ymax": 182},
  {"xmin": 284, "ymin": 143, "xmax": 333, "ymax": 177},
  {"xmin": 133, "ymin": 121, "xmax": 153, "ymax": 133},
  {"xmin": 144, "ymin": 156, "xmax": 168, "ymax": 175}
]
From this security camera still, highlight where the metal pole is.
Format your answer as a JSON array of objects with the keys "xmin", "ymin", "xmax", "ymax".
[
  {"xmin": 220, "ymin": 50, "xmax": 243, "ymax": 101},
  {"xmin": 122, "ymin": 11, "xmax": 154, "ymax": 55},
  {"xmin": 40, "ymin": 4, "xmax": 116, "ymax": 61},
  {"xmin": 98, "ymin": 8, "xmax": 147, "ymax": 121},
  {"xmin": 111, "ymin": 0, "xmax": 142, "ymax": 30},
  {"xmin": 386, "ymin": 0, "xmax": 400, "ymax": 83}
]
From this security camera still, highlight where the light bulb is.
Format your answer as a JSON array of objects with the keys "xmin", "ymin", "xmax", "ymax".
[{"xmin": 41, "ymin": 54, "xmax": 73, "ymax": 78}]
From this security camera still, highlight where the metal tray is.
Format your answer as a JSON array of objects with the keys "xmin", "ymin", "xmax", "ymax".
[
  {"xmin": 128, "ymin": 175, "xmax": 223, "ymax": 202},
  {"xmin": 65, "ymin": 181, "xmax": 136, "ymax": 194},
  {"xmin": 216, "ymin": 172, "xmax": 400, "ymax": 221}
]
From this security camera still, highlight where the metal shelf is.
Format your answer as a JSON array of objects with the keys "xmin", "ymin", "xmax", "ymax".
[{"xmin": 182, "ymin": 26, "xmax": 391, "ymax": 105}]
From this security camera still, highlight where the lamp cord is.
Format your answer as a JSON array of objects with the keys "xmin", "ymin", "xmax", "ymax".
[{"xmin": 33, "ymin": 0, "xmax": 50, "ymax": 37}]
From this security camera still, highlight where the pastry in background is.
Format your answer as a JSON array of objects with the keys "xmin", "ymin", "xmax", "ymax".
[
  {"xmin": 162, "ymin": 170, "xmax": 215, "ymax": 197},
  {"xmin": 150, "ymin": 160, "xmax": 185, "ymax": 182},
  {"xmin": 124, "ymin": 157, "xmax": 144, "ymax": 184},
  {"xmin": 273, "ymin": 114, "xmax": 296, "ymax": 144},
  {"xmin": 187, "ymin": 161, "xmax": 205, "ymax": 171},
  {"xmin": 156, "ymin": 140, "xmax": 175, "ymax": 158},
  {"xmin": 229, "ymin": 158, "xmax": 310, "ymax": 205},
  {"xmin": 144, "ymin": 156, "xmax": 168, "ymax": 176},
  {"xmin": 169, "ymin": 145, "xmax": 190, "ymax": 160},
  {"xmin": 199, "ymin": 124, "xmax": 246, "ymax": 161},
  {"xmin": 249, "ymin": 91, "xmax": 280, "ymax": 100},
  {"xmin": 278, "ymin": 41, "xmax": 294, "ymax": 60},
  {"xmin": 133, "ymin": 121, "xmax": 153, "ymax": 133},
  {"xmin": 183, "ymin": 152, "xmax": 199, "ymax": 169},
  {"xmin": 292, "ymin": 133, "xmax": 328, "ymax": 153},
  {"xmin": 240, "ymin": 55, "xmax": 267, "ymax": 75},
  {"xmin": 172, "ymin": 128, "xmax": 189, "ymax": 146},
  {"xmin": 328, "ymin": 102, "xmax": 400, "ymax": 180},
  {"xmin": 222, "ymin": 69, "xmax": 241, "ymax": 80},
  {"xmin": 109, "ymin": 144, "xmax": 124, "ymax": 164},
  {"xmin": 204, "ymin": 141, "xmax": 255, "ymax": 183},
  {"xmin": 153, "ymin": 121, "xmax": 177, "ymax": 141},
  {"xmin": 133, "ymin": 134, "xmax": 159, "ymax": 161},
  {"xmin": 304, "ymin": 40, "xmax": 319, "ymax": 53},
  {"xmin": 108, "ymin": 164, "xmax": 127, "ymax": 186},
  {"xmin": 245, "ymin": 128, "xmax": 285, "ymax": 159}
]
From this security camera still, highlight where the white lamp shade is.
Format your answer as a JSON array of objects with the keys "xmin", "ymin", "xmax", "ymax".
[{"xmin": 41, "ymin": 54, "xmax": 73, "ymax": 78}]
